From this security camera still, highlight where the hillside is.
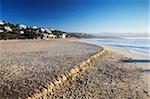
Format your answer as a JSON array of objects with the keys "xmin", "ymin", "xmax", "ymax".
[{"xmin": 0, "ymin": 20, "xmax": 94, "ymax": 40}]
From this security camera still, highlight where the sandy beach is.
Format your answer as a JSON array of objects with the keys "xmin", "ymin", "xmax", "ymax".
[
  {"xmin": 0, "ymin": 39, "xmax": 100, "ymax": 98},
  {"xmin": 0, "ymin": 39, "xmax": 149, "ymax": 99},
  {"xmin": 48, "ymin": 44, "xmax": 149, "ymax": 99}
]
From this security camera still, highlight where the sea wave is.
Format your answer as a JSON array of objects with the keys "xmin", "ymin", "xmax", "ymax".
[{"xmin": 78, "ymin": 38, "xmax": 150, "ymax": 57}]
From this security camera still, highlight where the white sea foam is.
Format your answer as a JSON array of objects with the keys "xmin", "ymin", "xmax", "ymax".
[{"xmin": 78, "ymin": 38, "xmax": 150, "ymax": 57}]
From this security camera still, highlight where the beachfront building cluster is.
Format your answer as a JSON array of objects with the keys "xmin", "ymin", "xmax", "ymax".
[
  {"xmin": 19, "ymin": 24, "xmax": 27, "ymax": 29},
  {"xmin": 0, "ymin": 20, "xmax": 91, "ymax": 40},
  {"xmin": 0, "ymin": 20, "xmax": 67, "ymax": 40}
]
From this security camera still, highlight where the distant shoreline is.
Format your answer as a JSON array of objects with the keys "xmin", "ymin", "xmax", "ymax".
[{"xmin": 74, "ymin": 38, "xmax": 150, "ymax": 58}]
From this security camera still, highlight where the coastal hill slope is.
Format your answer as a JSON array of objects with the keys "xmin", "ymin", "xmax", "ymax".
[{"xmin": 0, "ymin": 20, "xmax": 94, "ymax": 40}]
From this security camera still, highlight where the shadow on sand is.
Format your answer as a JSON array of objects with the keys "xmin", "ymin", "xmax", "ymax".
[
  {"xmin": 121, "ymin": 59, "xmax": 150, "ymax": 74},
  {"xmin": 122, "ymin": 59, "xmax": 150, "ymax": 63},
  {"xmin": 142, "ymin": 69, "xmax": 150, "ymax": 73}
]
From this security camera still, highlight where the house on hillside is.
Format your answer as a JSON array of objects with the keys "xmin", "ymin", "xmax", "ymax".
[
  {"xmin": 62, "ymin": 33, "xmax": 66, "ymax": 38},
  {"xmin": 32, "ymin": 26, "xmax": 38, "ymax": 29},
  {"xmin": 40, "ymin": 28, "xmax": 45, "ymax": 33},
  {"xmin": 45, "ymin": 28, "xmax": 52, "ymax": 33},
  {"xmin": 0, "ymin": 20, "xmax": 4, "ymax": 25},
  {"xmin": 50, "ymin": 29, "xmax": 55, "ymax": 31},
  {"xmin": 49, "ymin": 34, "xmax": 57, "ymax": 38},
  {"xmin": 43, "ymin": 33, "xmax": 57, "ymax": 40},
  {"xmin": 4, "ymin": 26, "xmax": 12, "ymax": 32},
  {"xmin": 19, "ymin": 24, "xmax": 27, "ymax": 29},
  {"xmin": 20, "ymin": 30, "xmax": 24, "ymax": 34}
]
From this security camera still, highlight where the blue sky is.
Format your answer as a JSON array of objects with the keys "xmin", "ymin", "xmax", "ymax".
[{"xmin": 0, "ymin": 0, "xmax": 149, "ymax": 33}]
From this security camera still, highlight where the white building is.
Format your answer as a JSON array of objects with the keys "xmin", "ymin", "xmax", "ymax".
[
  {"xmin": 0, "ymin": 20, "xmax": 4, "ymax": 25},
  {"xmin": 45, "ymin": 28, "xmax": 52, "ymax": 33},
  {"xmin": 49, "ymin": 34, "xmax": 56, "ymax": 38},
  {"xmin": 40, "ymin": 28, "xmax": 45, "ymax": 32},
  {"xmin": 43, "ymin": 33, "xmax": 56, "ymax": 40},
  {"xmin": 19, "ymin": 24, "xmax": 27, "ymax": 29},
  {"xmin": 62, "ymin": 34, "xmax": 66, "ymax": 39},
  {"xmin": 32, "ymin": 26, "xmax": 38, "ymax": 29},
  {"xmin": 4, "ymin": 26, "xmax": 12, "ymax": 32},
  {"xmin": 20, "ymin": 31, "xmax": 24, "ymax": 34},
  {"xmin": 0, "ymin": 30, "xmax": 4, "ymax": 33},
  {"xmin": 50, "ymin": 29, "xmax": 55, "ymax": 31}
]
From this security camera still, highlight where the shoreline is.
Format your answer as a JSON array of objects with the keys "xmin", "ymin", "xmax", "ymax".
[
  {"xmin": 102, "ymin": 45, "xmax": 149, "ymax": 59},
  {"xmin": 1, "ymin": 38, "xmax": 149, "ymax": 59},
  {"xmin": 0, "ymin": 39, "xmax": 149, "ymax": 98},
  {"xmin": 102, "ymin": 45, "xmax": 150, "ymax": 91},
  {"xmin": 73, "ymin": 39, "xmax": 150, "ymax": 96},
  {"xmin": 99, "ymin": 44, "xmax": 150, "ymax": 97},
  {"xmin": 47, "ymin": 40, "xmax": 150, "ymax": 98},
  {"xmin": 73, "ymin": 38, "xmax": 150, "ymax": 58}
]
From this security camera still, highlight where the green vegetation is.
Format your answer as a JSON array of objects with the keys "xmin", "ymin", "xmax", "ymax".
[{"xmin": 0, "ymin": 21, "xmax": 94, "ymax": 40}]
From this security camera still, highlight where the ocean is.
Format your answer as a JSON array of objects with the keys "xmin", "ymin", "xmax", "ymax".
[{"xmin": 78, "ymin": 38, "xmax": 150, "ymax": 57}]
